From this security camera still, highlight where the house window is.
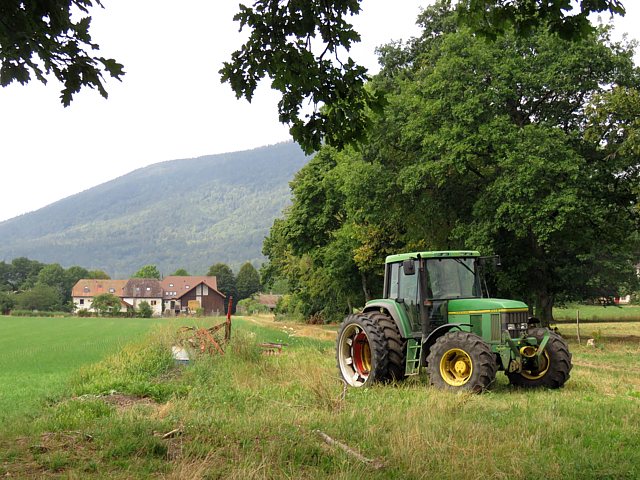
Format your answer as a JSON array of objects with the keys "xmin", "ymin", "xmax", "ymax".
[
  {"xmin": 185, "ymin": 285, "xmax": 190, "ymax": 289},
  {"xmin": 151, "ymin": 300, "xmax": 157, "ymax": 306},
  {"xmin": 79, "ymin": 299, "xmax": 85, "ymax": 305},
  {"xmin": 109, "ymin": 288, "xmax": 115, "ymax": 293},
  {"xmin": 146, "ymin": 287, "xmax": 151, "ymax": 291},
  {"xmin": 169, "ymin": 283, "xmax": 174, "ymax": 287},
  {"xmin": 83, "ymin": 286, "xmax": 90, "ymax": 293}
]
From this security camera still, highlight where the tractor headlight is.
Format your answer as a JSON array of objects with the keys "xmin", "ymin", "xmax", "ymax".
[
  {"xmin": 507, "ymin": 323, "xmax": 516, "ymax": 330},
  {"xmin": 520, "ymin": 323, "xmax": 528, "ymax": 330}
]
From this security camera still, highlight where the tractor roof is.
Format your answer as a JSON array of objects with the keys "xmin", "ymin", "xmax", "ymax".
[{"xmin": 385, "ymin": 250, "xmax": 480, "ymax": 263}]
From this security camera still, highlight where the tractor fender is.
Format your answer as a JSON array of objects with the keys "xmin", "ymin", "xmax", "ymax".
[
  {"xmin": 422, "ymin": 323, "xmax": 471, "ymax": 366},
  {"xmin": 363, "ymin": 300, "xmax": 412, "ymax": 338}
]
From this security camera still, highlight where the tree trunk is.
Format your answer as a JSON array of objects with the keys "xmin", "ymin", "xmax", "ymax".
[
  {"xmin": 529, "ymin": 230, "xmax": 554, "ymax": 327},
  {"xmin": 534, "ymin": 291, "xmax": 554, "ymax": 328},
  {"xmin": 360, "ymin": 272, "xmax": 372, "ymax": 302}
]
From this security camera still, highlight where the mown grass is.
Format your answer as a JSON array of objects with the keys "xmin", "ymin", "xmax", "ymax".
[
  {"xmin": 554, "ymin": 304, "xmax": 640, "ymax": 322},
  {"xmin": 0, "ymin": 317, "xmax": 638, "ymax": 479},
  {"xmin": 0, "ymin": 316, "xmax": 204, "ymax": 426}
]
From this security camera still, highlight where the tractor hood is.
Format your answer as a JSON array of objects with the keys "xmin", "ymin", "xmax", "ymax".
[{"xmin": 447, "ymin": 298, "xmax": 529, "ymax": 314}]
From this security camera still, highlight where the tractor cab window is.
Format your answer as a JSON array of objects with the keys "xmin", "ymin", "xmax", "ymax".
[
  {"xmin": 387, "ymin": 263, "xmax": 399, "ymax": 299},
  {"xmin": 426, "ymin": 258, "xmax": 480, "ymax": 300},
  {"xmin": 397, "ymin": 260, "xmax": 420, "ymax": 332}
]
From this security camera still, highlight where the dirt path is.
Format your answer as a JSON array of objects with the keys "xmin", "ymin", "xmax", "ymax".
[{"xmin": 243, "ymin": 314, "xmax": 338, "ymax": 342}]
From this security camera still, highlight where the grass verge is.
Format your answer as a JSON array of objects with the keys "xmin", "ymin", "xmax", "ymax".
[{"xmin": 0, "ymin": 317, "xmax": 638, "ymax": 479}]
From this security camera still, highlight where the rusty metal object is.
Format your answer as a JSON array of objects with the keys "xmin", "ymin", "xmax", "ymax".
[
  {"xmin": 178, "ymin": 296, "xmax": 233, "ymax": 355},
  {"xmin": 259, "ymin": 342, "xmax": 287, "ymax": 355}
]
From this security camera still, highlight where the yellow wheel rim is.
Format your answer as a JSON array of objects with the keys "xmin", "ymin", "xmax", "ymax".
[
  {"xmin": 521, "ymin": 350, "xmax": 550, "ymax": 380},
  {"xmin": 439, "ymin": 348, "xmax": 473, "ymax": 386}
]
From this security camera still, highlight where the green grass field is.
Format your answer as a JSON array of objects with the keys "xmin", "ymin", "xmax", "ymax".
[
  {"xmin": 554, "ymin": 304, "xmax": 640, "ymax": 322},
  {"xmin": 0, "ymin": 316, "xmax": 638, "ymax": 478},
  {"xmin": 0, "ymin": 316, "xmax": 200, "ymax": 426}
]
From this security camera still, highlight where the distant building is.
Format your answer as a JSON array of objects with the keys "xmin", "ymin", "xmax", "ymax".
[
  {"xmin": 256, "ymin": 293, "xmax": 282, "ymax": 312},
  {"xmin": 71, "ymin": 276, "xmax": 225, "ymax": 316},
  {"xmin": 161, "ymin": 276, "xmax": 225, "ymax": 316},
  {"xmin": 122, "ymin": 278, "xmax": 164, "ymax": 316},
  {"xmin": 71, "ymin": 279, "xmax": 128, "ymax": 313}
]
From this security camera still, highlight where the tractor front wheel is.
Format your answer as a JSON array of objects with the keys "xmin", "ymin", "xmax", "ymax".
[
  {"xmin": 426, "ymin": 331, "xmax": 497, "ymax": 392},
  {"xmin": 336, "ymin": 312, "xmax": 405, "ymax": 387},
  {"xmin": 507, "ymin": 328, "xmax": 572, "ymax": 388}
]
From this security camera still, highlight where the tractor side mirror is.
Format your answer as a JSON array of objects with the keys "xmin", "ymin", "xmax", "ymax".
[{"xmin": 402, "ymin": 259, "xmax": 415, "ymax": 276}]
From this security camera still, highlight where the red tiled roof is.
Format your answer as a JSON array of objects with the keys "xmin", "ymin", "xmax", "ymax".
[
  {"xmin": 71, "ymin": 279, "xmax": 128, "ymax": 298},
  {"xmin": 160, "ymin": 276, "xmax": 224, "ymax": 299}
]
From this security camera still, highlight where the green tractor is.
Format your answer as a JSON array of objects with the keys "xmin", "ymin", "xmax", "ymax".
[{"xmin": 336, "ymin": 251, "xmax": 572, "ymax": 392}]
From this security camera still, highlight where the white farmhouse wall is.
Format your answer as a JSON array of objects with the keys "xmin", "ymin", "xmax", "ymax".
[{"xmin": 123, "ymin": 297, "xmax": 163, "ymax": 316}]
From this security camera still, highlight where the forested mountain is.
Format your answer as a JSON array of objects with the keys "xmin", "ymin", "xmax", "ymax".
[{"xmin": 0, "ymin": 142, "xmax": 309, "ymax": 278}]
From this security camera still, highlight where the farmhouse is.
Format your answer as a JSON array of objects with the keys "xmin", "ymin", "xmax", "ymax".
[
  {"xmin": 161, "ymin": 276, "xmax": 225, "ymax": 316},
  {"xmin": 71, "ymin": 279, "xmax": 128, "ymax": 312},
  {"xmin": 122, "ymin": 278, "xmax": 164, "ymax": 316},
  {"xmin": 71, "ymin": 276, "xmax": 225, "ymax": 316},
  {"xmin": 256, "ymin": 293, "xmax": 282, "ymax": 312}
]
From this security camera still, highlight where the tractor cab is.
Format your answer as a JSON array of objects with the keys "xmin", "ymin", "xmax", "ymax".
[{"xmin": 383, "ymin": 251, "xmax": 491, "ymax": 337}]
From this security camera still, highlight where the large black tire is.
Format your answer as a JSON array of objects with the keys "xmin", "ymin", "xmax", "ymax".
[
  {"xmin": 336, "ymin": 312, "xmax": 406, "ymax": 387},
  {"xmin": 368, "ymin": 311, "xmax": 406, "ymax": 382},
  {"xmin": 426, "ymin": 331, "xmax": 497, "ymax": 392},
  {"xmin": 507, "ymin": 328, "xmax": 572, "ymax": 388}
]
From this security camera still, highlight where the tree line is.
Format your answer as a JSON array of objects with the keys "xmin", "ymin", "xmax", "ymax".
[
  {"xmin": 262, "ymin": 2, "xmax": 640, "ymax": 324},
  {"xmin": 0, "ymin": 257, "xmax": 263, "ymax": 315}
]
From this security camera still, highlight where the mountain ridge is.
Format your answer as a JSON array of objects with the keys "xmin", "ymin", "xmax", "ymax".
[{"xmin": 0, "ymin": 142, "xmax": 308, "ymax": 277}]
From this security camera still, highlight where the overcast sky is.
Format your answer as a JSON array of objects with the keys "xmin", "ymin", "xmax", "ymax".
[{"xmin": 0, "ymin": 1, "xmax": 637, "ymax": 222}]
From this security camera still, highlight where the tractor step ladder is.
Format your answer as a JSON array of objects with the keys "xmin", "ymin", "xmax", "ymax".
[{"xmin": 405, "ymin": 339, "xmax": 422, "ymax": 376}]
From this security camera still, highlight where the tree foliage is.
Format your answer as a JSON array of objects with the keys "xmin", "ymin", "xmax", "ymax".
[
  {"xmin": 0, "ymin": 291, "xmax": 14, "ymax": 314},
  {"xmin": 172, "ymin": 268, "xmax": 190, "ymax": 276},
  {"xmin": 0, "ymin": 0, "xmax": 124, "ymax": 105},
  {"xmin": 132, "ymin": 265, "xmax": 161, "ymax": 279},
  {"xmin": 92, "ymin": 292, "xmax": 121, "ymax": 316},
  {"xmin": 264, "ymin": 2, "xmax": 640, "ymax": 323},
  {"xmin": 14, "ymin": 284, "xmax": 61, "ymax": 311},
  {"xmin": 225, "ymin": 0, "xmax": 627, "ymax": 153},
  {"xmin": 236, "ymin": 262, "xmax": 261, "ymax": 300},
  {"xmin": 137, "ymin": 300, "xmax": 153, "ymax": 318},
  {"xmin": 207, "ymin": 262, "xmax": 237, "ymax": 312},
  {"xmin": 0, "ymin": 257, "xmax": 44, "ymax": 291},
  {"xmin": 457, "ymin": 0, "xmax": 626, "ymax": 40},
  {"xmin": 87, "ymin": 269, "xmax": 110, "ymax": 279},
  {"xmin": 221, "ymin": 0, "xmax": 383, "ymax": 154}
]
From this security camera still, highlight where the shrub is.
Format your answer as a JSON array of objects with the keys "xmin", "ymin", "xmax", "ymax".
[
  {"xmin": 137, "ymin": 301, "xmax": 153, "ymax": 318},
  {"xmin": 236, "ymin": 297, "xmax": 270, "ymax": 315},
  {"xmin": 77, "ymin": 309, "xmax": 91, "ymax": 317},
  {"xmin": 9, "ymin": 310, "xmax": 68, "ymax": 317},
  {"xmin": 0, "ymin": 291, "xmax": 15, "ymax": 315},
  {"xmin": 92, "ymin": 293, "xmax": 122, "ymax": 316}
]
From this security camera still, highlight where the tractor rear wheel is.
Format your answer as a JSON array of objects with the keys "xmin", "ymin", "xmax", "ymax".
[
  {"xmin": 426, "ymin": 331, "xmax": 497, "ymax": 392},
  {"xmin": 336, "ymin": 312, "xmax": 405, "ymax": 387},
  {"xmin": 507, "ymin": 328, "xmax": 572, "ymax": 388}
]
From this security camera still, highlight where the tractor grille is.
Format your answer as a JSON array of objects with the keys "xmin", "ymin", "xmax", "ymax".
[{"xmin": 501, "ymin": 311, "xmax": 529, "ymax": 339}]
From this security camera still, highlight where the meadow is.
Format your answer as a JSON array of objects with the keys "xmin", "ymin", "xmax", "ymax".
[
  {"xmin": 554, "ymin": 304, "xmax": 640, "ymax": 322},
  {"xmin": 0, "ymin": 316, "xmax": 195, "ymax": 426},
  {"xmin": 0, "ymin": 315, "xmax": 638, "ymax": 479}
]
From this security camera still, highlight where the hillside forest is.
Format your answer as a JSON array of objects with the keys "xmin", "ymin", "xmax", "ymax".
[
  {"xmin": 0, "ymin": 142, "xmax": 309, "ymax": 278},
  {"xmin": 261, "ymin": 2, "xmax": 640, "ymax": 324}
]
